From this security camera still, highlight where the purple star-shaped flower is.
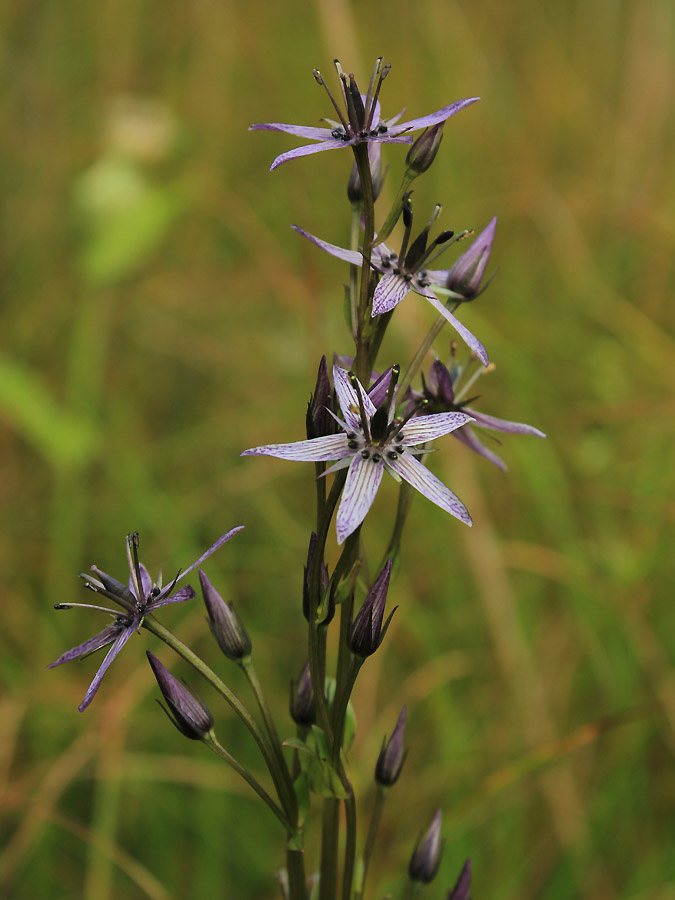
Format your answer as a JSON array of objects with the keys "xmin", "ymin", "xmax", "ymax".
[
  {"xmin": 48, "ymin": 527, "xmax": 242, "ymax": 711},
  {"xmin": 251, "ymin": 58, "xmax": 479, "ymax": 171},
  {"xmin": 415, "ymin": 358, "xmax": 546, "ymax": 470},
  {"xmin": 241, "ymin": 366, "xmax": 473, "ymax": 544},
  {"xmin": 291, "ymin": 216, "xmax": 494, "ymax": 366}
]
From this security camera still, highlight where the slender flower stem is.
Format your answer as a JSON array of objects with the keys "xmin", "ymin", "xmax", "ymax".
[
  {"xmin": 206, "ymin": 734, "xmax": 291, "ymax": 831},
  {"xmin": 376, "ymin": 172, "xmax": 414, "ymax": 244},
  {"xmin": 241, "ymin": 658, "xmax": 297, "ymax": 818},
  {"xmin": 349, "ymin": 206, "xmax": 361, "ymax": 340},
  {"xmin": 352, "ymin": 143, "xmax": 376, "ymax": 384},
  {"xmin": 331, "ymin": 658, "xmax": 361, "ymax": 766},
  {"xmin": 341, "ymin": 785, "xmax": 357, "ymax": 900},
  {"xmin": 379, "ymin": 481, "xmax": 414, "ymax": 573},
  {"xmin": 406, "ymin": 881, "xmax": 423, "ymax": 900},
  {"xmin": 287, "ymin": 847, "xmax": 308, "ymax": 900},
  {"xmin": 355, "ymin": 785, "xmax": 388, "ymax": 900},
  {"xmin": 319, "ymin": 798, "xmax": 340, "ymax": 900},
  {"xmin": 397, "ymin": 299, "xmax": 461, "ymax": 401},
  {"xmin": 142, "ymin": 618, "xmax": 292, "ymax": 818}
]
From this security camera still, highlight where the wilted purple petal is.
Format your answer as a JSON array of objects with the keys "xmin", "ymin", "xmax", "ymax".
[
  {"xmin": 397, "ymin": 411, "xmax": 474, "ymax": 445},
  {"xmin": 367, "ymin": 366, "xmax": 395, "ymax": 408},
  {"xmin": 452, "ymin": 426, "xmax": 508, "ymax": 471},
  {"xmin": 269, "ymin": 140, "xmax": 346, "ymax": 171},
  {"xmin": 427, "ymin": 359, "xmax": 456, "ymax": 404},
  {"xmin": 78, "ymin": 625, "xmax": 136, "ymax": 712},
  {"xmin": 467, "ymin": 409, "xmax": 546, "ymax": 437},
  {"xmin": 175, "ymin": 527, "xmax": 245, "ymax": 583},
  {"xmin": 372, "ymin": 275, "xmax": 412, "ymax": 315},
  {"xmin": 135, "ymin": 564, "xmax": 153, "ymax": 600},
  {"xmin": 291, "ymin": 225, "xmax": 362, "ymax": 265},
  {"xmin": 422, "ymin": 291, "xmax": 489, "ymax": 366},
  {"xmin": 336, "ymin": 456, "xmax": 384, "ymax": 544},
  {"xmin": 390, "ymin": 97, "xmax": 480, "ymax": 135},
  {"xmin": 242, "ymin": 434, "xmax": 351, "ymax": 462},
  {"xmin": 388, "ymin": 453, "xmax": 472, "ymax": 526},
  {"xmin": 148, "ymin": 585, "xmax": 197, "ymax": 610},
  {"xmin": 249, "ymin": 122, "xmax": 333, "ymax": 140},
  {"xmin": 47, "ymin": 621, "xmax": 128, "ymax": 668},
  {"xmin": 333, "ymin": 366, "xmax": 377, "ymax": 427}
]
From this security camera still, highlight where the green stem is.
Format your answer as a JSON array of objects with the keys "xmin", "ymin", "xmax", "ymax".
[
  {"xmin": 142, "ymin": 618, "xmax": 290, "ymax": 817},
  {"xmin": 207, "ymin": 734, "xmax": 291, "ymax": 831},
  {"xmin": 397, "ymin": 299, "xmax": 460, "ymax": 401},
  {"xmin": 355, "ymin": 786, "xmax": 388, "ymax": 900},
  {"xmin": 341, "ymin": 786, "xmax": 357, "ymax": 900},
  {"xmin": 319, "ymin": 798, "xmax": 340, "ymax": 900},
  {"xmin": 349, "ymin": 206, "xmax": 361, "ymax": 340},
  {"xmin": 379, "ymin": 481, "xmax": 414, "ymax": 573},
  {"xmin": 376, "ymin": 172, "xmax": 414, "ymax": 244},
  {"xmin": 331, "ymin": 658, "xmax": 361, "ymax": 766},
  {"xmin": 287, "ymin": 846, "xmax": 308, "ymax": 900},
  {"xmin": 352, "ymin": 143, "xmax": 376, "ymax": 384},
  {"xmin": 241, "ymin": 658, "xmax": 297, "ymax": 819}
]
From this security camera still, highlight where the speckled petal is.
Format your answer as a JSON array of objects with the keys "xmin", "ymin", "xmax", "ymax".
[
  {"xmin": 452, "ymin": 425, "xmax": 507, "ymax": 471},
  {"xmin": 242, "ymin": 434, "xmax": 351, "ymax": 462},
  {"xmin": 372, "ymin": 275, "xmax": 412, "ymax": 316},
  {"xmin": 389, "ymin": 97, "xmax": 480, "ymax": 134},
  {"xmin": 336, "ymin": 455, "xmax": 384, "ymax": 544},
  {"xmin": 269, "ymin": 139, "xmax": 347, "ymax": 171},
  {"xmin": 77, "ymin": 625, "xmax": 136, "ymax": 712},
  {"xmin": 387, "ymin": 452, "xmax": 472, "ymax": 526},
  {"xmin": 148, "ymin": 585, "xmax": 197, "ymax": 610},
  {"xmin": 47, "ymin": 621, "xmax": 128, "ymax": 668},
  {"xmin": 421, "ymin": 291, "xmax": 489, "ymax": 366},
  {"xmin": 333, "ymin": 367, "xmax": 377, "ymax": 429},
  {"xmin": 249, "ymin": 122, "xmax": 333, "ymax": 140},
  {"xmin": 396, "ymin": 412, "xmax": 474, "ymax": 445},
  {"xmin": 292, "ymin": 225, "xmax": 362, "ymax": 265}
]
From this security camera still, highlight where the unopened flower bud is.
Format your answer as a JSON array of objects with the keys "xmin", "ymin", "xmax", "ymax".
[
  {"xmin": 289, "ymin": 659, "xmax": 315, "ymax": 726},
  {"xmin": 347, "ymin": 559, "xmax": 396, "ymax": 658},
  {"xmin": 306, "ymin": 355, "xmax": 335, "ymax": 439},
  {"xmin": 446, "ymin": 859, "xmax": 471, "ymax": 900},
  {"xmin": 409, "ymin": 809, "xmax": 444, "ymax": 884},
  {"xmin": 347, "ymin": 142, "xmax": 384, "ymax": 204},
  {"xmin": 147, "ymin": 651, "xmax": 214, "ymax": 741},
  {"xmin": 375, "ymin": 706, "xmax": 407, "ymax": 786},
  {"xmin": 406, "ymin": 123, "xmax": 444, "ymax": 175},
  {"xmin": 445, "ymin": 217, "xmax": 497, "ymax": 301},
  {"xmin": 303, "ymin": 532, "xmax": 332, "ymax": 624},
  {"xmin": 199, "ymin": 570, "xmax": 251, "ymax": 661}
]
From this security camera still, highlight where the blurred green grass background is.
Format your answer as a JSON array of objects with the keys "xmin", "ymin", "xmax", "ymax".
[{"xmin": 1, "ymin": 0, "xmax": 674, "ymax": 898}]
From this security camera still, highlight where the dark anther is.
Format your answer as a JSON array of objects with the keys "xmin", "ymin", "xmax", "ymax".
[
  {"xmin": 361, "ymin": 450, "xmax": 370, "ymax": 459},
  {"xmin": 395, "ymin": 444, "xmax": 404, "ymax": 454},
  {"xmin": 348, "ymin": 440, "xmax": 359, "ymax": 449},
  {"xmin": 150, "ymin": 586, "xmax": 161, "ymax": 598},
  {"xmin": 387, "ymin": 451, "xmax": 398, "ymax": 460},
  {"xmin": 372, "ymin": 453, "xmax": 382, "ymax": 462},
  {"xmin": 346, "ymin": 431, "xmax": 356, "ymax": 439}
]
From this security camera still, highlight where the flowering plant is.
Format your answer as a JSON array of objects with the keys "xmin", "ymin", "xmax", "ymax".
[{"xmin": 50, "ymin": 57, "xmax": 544, "ymax": 899}]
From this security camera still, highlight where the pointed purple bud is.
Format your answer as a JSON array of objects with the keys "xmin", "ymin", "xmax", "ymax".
[
  {"xmin": 446, "ymin": 859, "xmax": 471, "ymax": 900},
  {"xmin": 406, "ymin": 122, "xmax": 445, "ymax": 176},
  {"xmin": 427, "ymin": 359, "xmax": 456, "ymax": 406},
  {"xmin": 409, "ymin": 809, "xmax": 444, "ymax": 884},
  {"xmin": 289, "ymin": 659, "xmax": 315, "ymax": 727},
  {"xmin": 306, "ymin": 355, "xmax": 335, "ymax": 439},
  {"xmin": 199, "ymin": 570, "xmax": 251, "ymax": 661},
  {"xmin": 445, "ymin": 218, "xmax": 497, "ymax": 301},
  {"xmin": 375, "ymin": 706, "xmax": 407, "ymax": 786},
  {"xmin": 303, "ymin": 532, "xmax": 332, "ymax": 624},
  {"xmin": 147, "ymin": 651, "xmax": 214, "ymax": 741},
  {"xmin": 347, "ymin": 559, "xmax": 396, "ymax": 658}
]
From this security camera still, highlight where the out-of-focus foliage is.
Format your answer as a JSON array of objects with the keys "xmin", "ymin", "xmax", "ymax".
[{"xmin": 1, "ymin": 1, "xmax": 673, "ymax": 898}]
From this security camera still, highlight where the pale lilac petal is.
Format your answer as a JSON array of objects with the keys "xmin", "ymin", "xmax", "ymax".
[
  {"xmin": 176, "ymin": 527, "xmax": 245, "ymax": 583},
  {"xmin": 372, "ymin": 275, "xmax": 412, "ymax": 316},
  {"xmin": 129, "ymin": 563, "xmax": 152, "ymax": 601},
  {"xmin": 389, "ymin": 97, "xmax": 480, "ymax": 134},
  {"xmin": 367, "ymin": 366, "xmax": 395, "ymax": 408},
  {"xmin": 333, "ymin": 367, "xmax": 377, "ymax": 427},
  {"xmin": 387, "ymin": 452, "xmax": 472, "ymax": 526},
  {"xmin": 249, "ymin": 122, "xmax": 333, "ymax": 141},
  {"xmin": 421, "ymin": 291, "xmax": 489, "ymax": 366},
  {"xmin": 291, "ymin": 225, "xmax": 362, "ymax": 265},
  {"xmin": 78, "ymin": 625, "xmax": 136, "ymax": 712},
  {"xmin": 47, "ymin": 621, "xmax": 128, "ymax": 668},
  {"xmin": 336, "ymin": 455, "xmax": 384, "ymax": 544},
  {"xmin": 365, "ymin": 134, "xmax": 413, "ymax": 145},
  {"xmin": 466, "ymin": 410, "xmax": 546, "ymax": 437},
  {"xmin": 320, "ymin": 455, "xmax": 355, "ymax": 478},
  {"xmin": 148, "ymin": 585, "xmax": 196, "ymax": 610},
  {"xmin": 396, "ymin": 412, "xmax": 474, "ymax": 445},
  {"xmin": 452, "ymin": 426, "xmax": 507, "ymax": 471},
  {"xmin": 242, "ymin": 434, "xmax": 351, "ymax": 462},
  {"xmin": 269, "ymin": 140, "xmax": 346, "ymax": 171},
  {"xmin": 370, "ymin": 243, "xmax": 396, "ymax": 268}
]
